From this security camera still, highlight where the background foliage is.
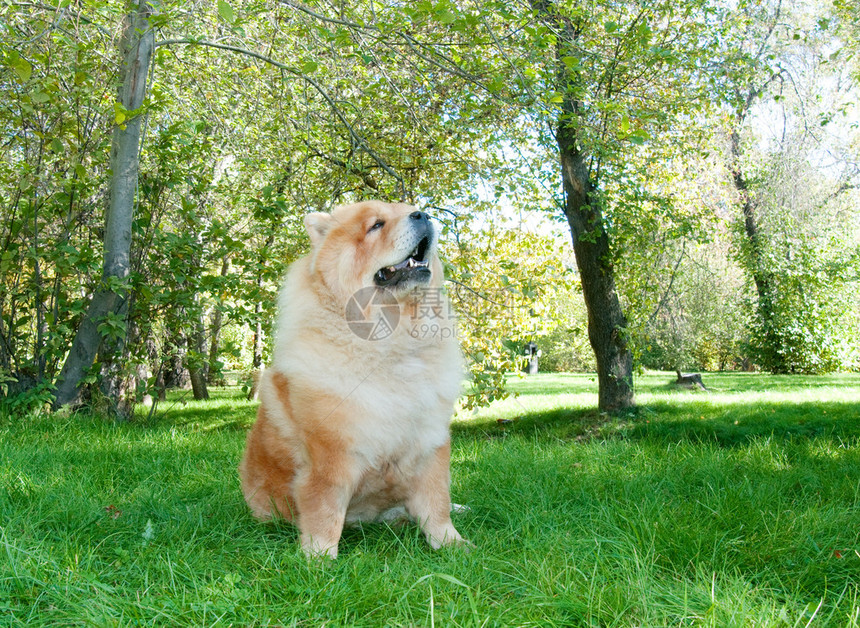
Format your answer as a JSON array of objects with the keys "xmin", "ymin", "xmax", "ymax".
[{"xmin": 1, "ymin": 0, "xmax": 858, "ymax": 416}]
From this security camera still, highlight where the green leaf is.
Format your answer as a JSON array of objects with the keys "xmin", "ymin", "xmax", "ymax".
[
  {"xmin": 301, "ymin": 61, "xmax": 319, "ymax": 74},
  {"xmin": 12, "ymin": 56, "xmax": 32, "ymax": 83},
  {"xmin": 487, "ymin": 77, "xmax": 505, "ymax": 94},
  {"xmin": 30, "ymin": 91, "xmax": 50, "ymax": 103},
  {"xmin": 435, "ymin": 9, "xmax": 456, "ymax": 24},
  {"xmin": 501, "ymin": 338, "xmax": 519, "ymax": 353},
  {"xmin": 629, "ymin": 130, "xmax": 649, "ymax": 145},
  {"xmin": 114, "ymin": 102, "xmax": 128, "ymax": 125},
  {"xmin": 604, "ymin": 21, "xmax": 618, "ymax": 33},
  {"xmin": 561, "ymin": 56, "xmax": 580, "ymax": 70},
  {"xmin": 98, "ymin": 313, "xmax": 128, "ymax": 342},
  {"xmin": 50, "ymin": 138, "xmax": 64, "ymax": 153},
  {"xmin": 217, "ymin": 0, "xmax": 235, "ymax": 24}
]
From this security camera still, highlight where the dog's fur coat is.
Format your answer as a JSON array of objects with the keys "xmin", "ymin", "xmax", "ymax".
[{"xmin": 239, "ymin": 201, "xmax": 467, "ymax": 558}]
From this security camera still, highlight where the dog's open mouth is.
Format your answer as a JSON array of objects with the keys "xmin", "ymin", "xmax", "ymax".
[{"xmin": 374, "ymin": 236, "xmax": 431, "ymax": 287}]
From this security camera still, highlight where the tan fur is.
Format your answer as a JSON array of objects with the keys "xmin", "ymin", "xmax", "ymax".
[{"xmin": 239, "ymin": 201, "xmax": 468, "ymax": 558}]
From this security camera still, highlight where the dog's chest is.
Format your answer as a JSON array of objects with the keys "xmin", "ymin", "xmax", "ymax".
[{"xmin": 347, "ymin": 390, "xmax": 448, "ymax": 462}]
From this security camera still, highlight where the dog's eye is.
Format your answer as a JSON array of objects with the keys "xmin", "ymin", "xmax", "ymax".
[{"xmin": 368, "ymin": 220, "xmax": 385, "ymax": 233}]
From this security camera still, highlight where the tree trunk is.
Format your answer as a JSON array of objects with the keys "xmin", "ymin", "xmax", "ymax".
[
  {"xmin": 53, "ymin": 0, "xmax": 154, "ymax": 409},
  {"xmin": 0, "ymin": 311, "xmax": 11, "ymax": 375},
  {"xmin": 247, "ymin": 236, "xmax": 272, "ymax": 400},
  {"xmin": 33, "ymin": 199, "xmax": 47, "ymax": 380},
  {"xmin": 98, "ymin": 294, "xmax": 134, "ymax": 419},
  {"xmin": 729, "ymin": 125, "xmax": 781, "ymax": 371},
  {"xmin": 162, "ymin": 319, "xmax": 190, "ymax": 390},
  {"xmin": 558, "ymin": 136, "xmax": 635, "ymax": 411},
  {"xmin": 187, "ymin": 296, "xmax": 209, "ymax": 401},
  {"xmin": 247, "ymin": 300, "xmax": 264, "ymax": 400},
  {"xmin": 730, "ymin": 128, "xmax": 770, "ymax": 296},
  {"xmin": 207, "ymin": 306, "xmax": 225, "ymax": 385},
  {"xmin": 147, "ymin": 335, "xmax": 166, "ymax": 401},
  {"xmin": 189, "ymin": 368, "xmax": 209, "ymax": 400},
  {"xmin": 207, "ymin": 256, "xmax": 231, "ymax": 385},
  {"xmin": 538, "ymin": 0, "xmax": 635, "ymax": 412}
]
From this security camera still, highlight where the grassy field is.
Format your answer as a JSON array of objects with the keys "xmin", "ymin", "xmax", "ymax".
[{"xmin": 1, "ymin": 371, "xmax": 859, "ymax": 626}]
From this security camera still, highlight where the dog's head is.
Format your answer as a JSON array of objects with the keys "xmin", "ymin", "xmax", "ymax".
[{"xmin": 304, "ymin": 201, "xmax": 442, "ymax": 303}]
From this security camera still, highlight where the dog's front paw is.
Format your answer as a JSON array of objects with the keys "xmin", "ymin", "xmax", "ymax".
[
  {"xmin": 446, "ymin": 536, "xmax": 475, "ymax": 553},
  {"xmin": 427, "ymin": 525, "xmax": 472, "ymax": 551},
  {"xmin": 301, "ymin": 535, "xmax": 339, "ymax": 560}
]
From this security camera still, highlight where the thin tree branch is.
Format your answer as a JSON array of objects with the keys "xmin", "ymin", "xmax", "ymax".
[
  {"xmin": 278, "ymin": 0, "xmax": 373, "ymax": 31},
  {"xmin": 646, "ymin": 240, "xmax": 687, "ymax": 328},
  {"xmin": 395, "ymin": 33, "xmax": 497, "ymax": 98},
  {"xmin": 282, "ymin": 0, "xmax": 497, "ymax": 99},
  {"xmin": 448, "ymin": 279, "xmax": 509, "ymax": 309}
]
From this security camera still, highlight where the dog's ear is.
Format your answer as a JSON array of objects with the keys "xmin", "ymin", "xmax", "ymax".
[{"xmin": 304, "ymin": 212, "xmax": 332, "ymax": 248}]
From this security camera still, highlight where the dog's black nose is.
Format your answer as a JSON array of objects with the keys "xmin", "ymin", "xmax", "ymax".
[{"xmin": 410, "ymin": 211, "xmax": 429, "ymax": 222}]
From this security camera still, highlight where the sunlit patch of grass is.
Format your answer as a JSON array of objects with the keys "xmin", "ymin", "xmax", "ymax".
[
  {"xmin": 133, "ymin": 386, "xmax": 255, "ymax": 431},
  {"xmin": 1, "ymin": 373, "xmax": 859, "ymax": 625}
]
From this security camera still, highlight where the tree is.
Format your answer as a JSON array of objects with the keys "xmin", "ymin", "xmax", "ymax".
[
  {"xmin": 713, "ymin": 0, "xmax": 860, "ymax": 372},
  {"xmin": 53, "ymin": 0, "xmax": 155, "ymax": 413},
  {"xmin": 1, "ymin": 5, "xmax": 116, "ymax": 410},
  {"xmin": 550, "ymin": 22, "xmax": 635, "ymax": 412},
  {"xmin": 515, "ymin": 0, "xmax": 712, "ymax": 409}
]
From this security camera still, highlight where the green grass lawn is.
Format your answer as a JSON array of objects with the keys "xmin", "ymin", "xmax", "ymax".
[{"xmin": 2, "ymin": 372, "xmax": 859, "ymax": 626}]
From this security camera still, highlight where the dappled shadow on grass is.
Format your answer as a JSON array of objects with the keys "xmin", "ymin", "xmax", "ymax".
[
  {"xmin": 452, "ymin": 397, "xmax": 860, "ymax": 449},
  {"xmin": 452, "ymin": 405, "xmax": 607, "ymax": 443},
  {"xmin": 451, "ymin": 383, "xmax": 860, "ymax": 595},
  {"xmin": 450, "ymin": 409, "xmax": 860, "ymax": 608}
]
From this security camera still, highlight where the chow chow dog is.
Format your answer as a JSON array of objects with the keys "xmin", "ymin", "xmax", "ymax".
[{"xmin": 239, "ymin": 200, "xmax": 468, "ymax": 558}]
